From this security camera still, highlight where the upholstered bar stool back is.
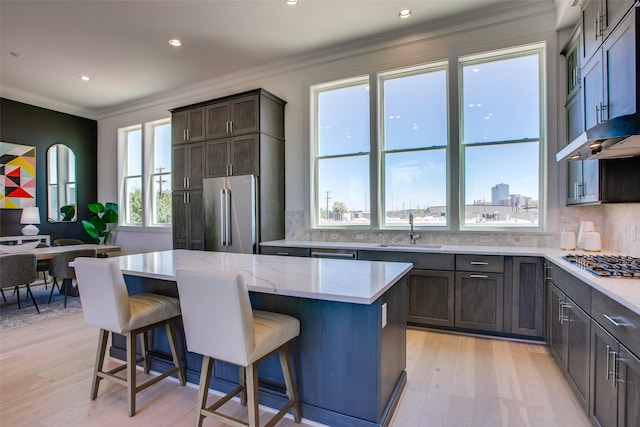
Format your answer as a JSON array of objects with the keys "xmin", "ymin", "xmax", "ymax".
[
  {"xmin": 0, "ymin": 253, "xmax": 39, "ymax": 313},
  {"xmin": 74, "ymin": 257, "xmax": 186, "ymax": 416},
  {"xmin": 48, "ymin": 248, "xmax": 96, "ymax": 307},
  {"xmin": 176, "ymin": 268, "xmax": 301, "ymax": 427}
]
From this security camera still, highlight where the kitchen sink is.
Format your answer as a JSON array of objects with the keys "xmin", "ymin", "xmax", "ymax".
[{"xmin": 377, "ymin": 244, "xmax": 442, "ymax": 249}]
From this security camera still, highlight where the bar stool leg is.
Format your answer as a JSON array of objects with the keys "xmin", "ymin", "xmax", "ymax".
[
  {"xmin": 196, "ymin": 356, "xmax": 214, "ymax": 427},
  {"xmin": 91, "ymin": 329, "xmax": 109, "ymax": 400},
  {"xmin": 239, "ymin": 366, "xmax": 247, "ymax": 406},
  {"xmin": 246, "ymin": 363, "xmax": 260, "ymax": 427},
  {"xmin": 141, "ymin": 332, "xmax": 150, "ymax": 374},
  {"xmin": 127, "ymin": 332, "xmax": 137, "ymax": 417},
  {"xmin": 279, "ymin": 346, "xmax": 301, "ymax": 422},
  {"xmin": 165, "ymin": 321, "xmax": 186, "ymax": 385}
]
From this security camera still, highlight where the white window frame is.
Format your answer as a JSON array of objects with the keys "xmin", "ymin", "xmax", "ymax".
[
  {"xmin": 117, "ymin": 118, "xmax": 172, "ymax": 229},
  {"xmin": 458, "ymin": 43, "xmax": 547, "ymax": 232}
]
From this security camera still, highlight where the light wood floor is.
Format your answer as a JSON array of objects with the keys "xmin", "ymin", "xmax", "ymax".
[{"xmin": 0, "ymin": 314, "xmax": 591, "ymax": 427}]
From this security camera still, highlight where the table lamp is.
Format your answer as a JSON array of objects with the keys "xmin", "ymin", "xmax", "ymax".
[{"xmin": 21, "ymin": 206, "xmax": 41, "ymax": 236}]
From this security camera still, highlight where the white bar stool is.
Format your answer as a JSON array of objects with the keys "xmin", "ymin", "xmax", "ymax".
[
  {"xmin": 74, "ymin": 257, "xmax": 186, "ymax": 416},
  {"xmin": 176, "ymin": 268, "xmax": 301, "ymax": 427}
]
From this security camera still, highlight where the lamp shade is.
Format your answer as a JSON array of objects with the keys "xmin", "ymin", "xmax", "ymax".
[{"xmin": 20, "ymin": 206, "xmax": 41, "ymax": 236}]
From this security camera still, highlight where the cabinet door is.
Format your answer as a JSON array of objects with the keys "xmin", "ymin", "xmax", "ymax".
[
  {"xmin": 603, "ymin": 0, "xmax": 635, "ymax": 39},
  {"xmin": 230, "ymin": 134, "xmax": 259, "ymax": 176},
  {"xmin": 172, "ymin": 111, "xmax": 188, "ymax": 145},
  {"xmin": 583, "ymin": 0, "xmax": 603, "ymax": 63},
  {"xmin": 582, "ymin": 51, "xmax": 604, "ymax": 130},
  {"xmin": 590, "ymin": 321, "xmax": 619, "ymax": 427},
  {"xmin": 567, "ymin": 161, "xmax": 584, "ymax": 205},
  {"xmin": 205, "ymin": 139, "xmax": 229, "ymax": 178},
  {"xmin": 187, "ymin": 190, "xmax": 204, "ymax": 250},
  {"xmin": 172, "ymin": 145, "xmax": 187, "ymax": 190},
  {"xmin": 172, "ymin": 192, "xmax": 188, "ymax": 249},
  {"xmin": 206, "ymin": 102, "xmax": 230, "ymax": 139},
  {"xmin": 618, "ymin": 344, "xmax": 640, "ymax": 427},
  {"xmin": 565, "ymin": 300, "xmax": 591, "ymax": 412},
  {"xmin": 549, "ymin": 285, "xmax": 566, "ymax": 365},
  {"xmin": 511, "ymin": 257, "xmax": 543, "ymax": 337},
  {"xmin": 187, "ymin": 142, "xmax": 205, "ymax": 189},
  {"xmin": 455, "ymin": 272, "xmax": 504, "ymax": 332},
  {"xmin": 408, "ymin": 270, "xmax": 455, "ymax": 327},
  {"xmin": 581, "ymin": 159, "xmax": 600, "ymax": 204},
  {"xmin": 603, "ymin": 8, "xmax": 637, "ymax": 121},
  {"xmin": 566, "ymin": 91, "xmax": 584, "ymax": 143},
  {"xmin": 230, "ymin": 94, "xmax": 259, "ymax": 134},
  {"xmin": 187, "ymin": 108, "xmax": 206, "ymax": 142}
]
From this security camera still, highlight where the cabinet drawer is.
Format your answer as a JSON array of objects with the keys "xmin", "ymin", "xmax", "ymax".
[
  {"xmin": 456, "ymin": 254, "xmax": 504, "ymax": 273},
  {"xmin": 591, "ymin": 290, "xmax": 640, "ymax": 358},
  {"xmin": 260, "ymin": 246, "xmax": 310, "ymax": 257},
  {"xmin": 357, "ymin": 250, "xmax": 454, "ymax": 270},
  {"xmin": 547, "ymin": 261, "xmax": 592, "ymax": 314}
]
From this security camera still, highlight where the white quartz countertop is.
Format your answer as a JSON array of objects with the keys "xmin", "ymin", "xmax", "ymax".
[
  {"xmin": 113, "ymin": 249, "xmax": 412, "ymax": 305},
  {"xmin": 262, "ymin": 240, "xmax": 640, "ymax": 315}
]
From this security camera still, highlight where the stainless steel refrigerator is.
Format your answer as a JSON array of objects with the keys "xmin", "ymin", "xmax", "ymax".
[{"xmin": 203, "ymin": 175, "xmax": 257, "ymax": 254}]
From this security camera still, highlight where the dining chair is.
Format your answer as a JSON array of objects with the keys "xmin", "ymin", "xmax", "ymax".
[
  {"xmin": 73, "ymin": 257, "xmax": 186, "ymax": 416},
  {"xmin": 48, "ymin": 248, "xmax": 97, "ymax": 308},
  {"xmin": 176, "ymin": 268, "xmax": 301, "ymax": 427},
  {"xmin": 0, "ymin": 253, "xmax": 40, "ymax": 313}
]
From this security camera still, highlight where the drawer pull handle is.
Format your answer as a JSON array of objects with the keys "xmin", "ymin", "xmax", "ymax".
[
  {"xmin": 311, "ymin": 251, "xmax": 355, "ymax": 259},
  {"xmin": 603, "ymin": 314, "xmax": 625, "ymax": 327},
  {"xmin": 276, "ymin": 252, "xmax": 289, "ymax": 256},
  {"xmin": 470, "ymin": 261, "xmax": 489, "ymax": 265},
  {"xmin": 469, "ymin": 274, "xmax": 488, "ymax": 279}
]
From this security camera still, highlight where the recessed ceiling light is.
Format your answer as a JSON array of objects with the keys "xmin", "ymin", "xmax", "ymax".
[
  {"xmin": 79, "ymin": 75, "xmax": 91, "ymax": 81},
  {"xmin": 285, "ymin": 0, "xmax": 299, "ymax": 5},
  {"xmin": 399, "ymin": 9, "xmax": 411, "ymax": 19},
  {"xmin": 169, "ymin": 39, "xmax": 182, "ymax": 47}
]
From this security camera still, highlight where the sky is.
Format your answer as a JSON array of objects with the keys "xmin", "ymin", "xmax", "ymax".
[{"xmin": 316, "ymin": 52, "xmax": 541, "ymax": 215}]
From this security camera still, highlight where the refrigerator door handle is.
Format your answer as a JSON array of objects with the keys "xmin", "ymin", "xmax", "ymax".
[
  {"xmin": 225, "ymin": 188, "xmax": 232, "ymax": 246},
  {"xmin": 220, "ymin": 189, "xmax": 227, "ymax": 246}
]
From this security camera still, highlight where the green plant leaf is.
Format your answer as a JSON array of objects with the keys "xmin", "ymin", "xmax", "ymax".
[
  {"xmin": 88, "ymin": 202, "xmax": 105, "ymax": 214},
  {"xmin": 82, "ymin": 220, "xmax": 99, "ymax": 239}
]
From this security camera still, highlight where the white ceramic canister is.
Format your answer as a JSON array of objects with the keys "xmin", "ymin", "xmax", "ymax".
[
  {"xmin": 560, "ymin": 230, "xmax": 576, "ymax": 250},
  {"xmin": 584, "ymin": 231, "xmax": 602, "ymax": 252}
]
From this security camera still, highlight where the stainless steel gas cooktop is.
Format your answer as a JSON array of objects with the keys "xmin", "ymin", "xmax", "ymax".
[{"xmin": 563, "ymin": 254, "xmax": 640, "ymax": 278}]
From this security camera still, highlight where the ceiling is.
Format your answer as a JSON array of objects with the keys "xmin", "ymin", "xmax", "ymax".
[{"xmin": 0, "ymin": 0, "xmax": 577, "ymax": 118}]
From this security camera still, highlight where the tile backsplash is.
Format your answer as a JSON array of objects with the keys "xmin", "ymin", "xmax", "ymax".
[{"xmin": 285, "ymin": 204, "xmax": 640, "ymax": 255}]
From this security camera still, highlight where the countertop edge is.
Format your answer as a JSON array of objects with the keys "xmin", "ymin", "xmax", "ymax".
[{"xmin": 261, "ymin": 240, "xmax": 640, "ymax": 315}]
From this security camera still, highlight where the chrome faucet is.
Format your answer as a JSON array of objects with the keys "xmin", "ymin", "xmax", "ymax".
[{"xmin": 409, "ymin": 213, "xmax": 419, "ymax": 244}]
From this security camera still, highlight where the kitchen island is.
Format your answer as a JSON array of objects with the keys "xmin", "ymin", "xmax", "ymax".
[{"xmin": 110, "ymin": 250, "xmax": 412, "ymax": 427}]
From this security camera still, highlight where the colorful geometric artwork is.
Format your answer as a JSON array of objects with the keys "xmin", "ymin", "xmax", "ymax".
[{"xmin": 0, "ymin": 142, "xmax": 36, "ymax": 209}]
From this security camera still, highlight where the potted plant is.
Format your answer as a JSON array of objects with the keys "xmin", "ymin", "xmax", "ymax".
[{"xmin": 82, "ymin": 202, "xmax": 118, "ymax": 244}]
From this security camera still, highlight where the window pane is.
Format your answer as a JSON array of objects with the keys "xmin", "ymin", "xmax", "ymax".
[
  {"xmin": 317, "ymin": 155, "xmax": 369, "ymax": 225},
  {"xmin": 126, "ymin": 129, "xmax": 142, "ymax": 176},
  {"xmin": 464, "ymin": 141, "xmax": 539, "ymax": 226},
  {"xmin": 383, "ymin": 69, "xmax": 447, "ymax": 151},
  {"xmin": 384, "ymin": 149, "xmax": 447, "ymax": 226},
  {"xmin": 153, "ymin": 123, "xmax": 171, "ymax": 173},
  {"xmin": 124, "ymin": 177, "xmax": 142, "ymax": 225},
  {"xmin": 317, "ymin": 83, "xmax": 370, "ymax": 157},
  {"xmin": 151, "ymin": 173, "xmax": 171, "ymax": 225},
  {"xmin": 462, "ymin": 54, "xmax": 539, "ymax": 144}
]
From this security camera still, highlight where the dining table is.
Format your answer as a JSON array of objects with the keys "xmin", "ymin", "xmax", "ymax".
[{"xmin": 29, "ymin": 244, "xmax": 120, "ymax": 260}]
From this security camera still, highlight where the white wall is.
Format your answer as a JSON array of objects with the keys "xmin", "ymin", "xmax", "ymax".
[{"xmin": 98, "ymin": 2, "xmax": 566, "ymax": 252}]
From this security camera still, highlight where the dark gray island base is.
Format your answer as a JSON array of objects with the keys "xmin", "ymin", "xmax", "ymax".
[{"xmin": 111, "ymin": 273, "xmax": 408, "ymax": 427}]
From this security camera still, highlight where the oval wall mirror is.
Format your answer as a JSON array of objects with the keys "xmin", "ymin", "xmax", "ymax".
[{"xmin": 47, "ymin": 144, "xmax": 77, "ymax": 222}]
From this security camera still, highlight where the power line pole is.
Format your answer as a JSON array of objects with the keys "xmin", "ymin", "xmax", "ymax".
[{"xmin": 324, "ymin": 191, "xmax": 332, "ymax": 220}]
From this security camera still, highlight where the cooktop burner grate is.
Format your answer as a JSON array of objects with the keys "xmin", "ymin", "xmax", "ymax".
[{"xmin": 563, "ymin": 254, "xmax": 640, "ymax": 278}]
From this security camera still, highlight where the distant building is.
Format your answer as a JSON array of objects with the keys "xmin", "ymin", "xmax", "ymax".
[{"xmin": 491, "ymin": 183, "xmax": 509, "ymax": 205}]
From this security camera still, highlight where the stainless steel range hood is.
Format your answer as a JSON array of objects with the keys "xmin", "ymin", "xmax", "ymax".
[{"xmin": 556, "ymin": 112, "xmax": 640, "ymax": 161}]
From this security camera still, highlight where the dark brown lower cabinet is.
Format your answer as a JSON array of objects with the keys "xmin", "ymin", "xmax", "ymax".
[
  {"xmin": 548, "ymin": 284, "xmax": 591, "ymax": 412},
  {"xmin": 407, "ymin": 270, "xmax": 454, "ymax": 327},
  {"xmin": 511, "ymin": 257, "xmax": 543, "ymax": 336},
  {"xmin": 591, "ymin": 321, "xmax": 640, "ymax": 427},
  {"xmin": 455, "ymin": 272, "xmax": 504, "ymax": 332},
  {"xmin": 172, "ymin": 190, "xmax": 204, "ymax": 250}
]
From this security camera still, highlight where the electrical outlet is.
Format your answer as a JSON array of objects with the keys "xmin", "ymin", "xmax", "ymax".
[
  {"xmin": 381, "ymin": 303, "xmax": 388, "ymax": 328},
  {"xmin": 355, "ymin": 233, "xmax": 365, "ymax": 240},
  {"xmin": 329, "ymin": 233, "xmax": 338, "ymax": 240}
]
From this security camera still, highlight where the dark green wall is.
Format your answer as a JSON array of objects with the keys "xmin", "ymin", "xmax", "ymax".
[{"xmin": 0, "ymin": 98, "xmax": 97, "ymax": 241}]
